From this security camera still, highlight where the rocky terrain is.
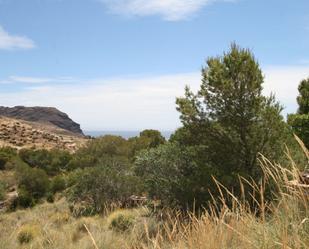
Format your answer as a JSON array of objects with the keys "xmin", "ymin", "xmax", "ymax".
[
  {"xmin": 0, "ymin": 116, "xmax": 87, "ymax": 152},
  {"xmin": 0, "ymin": 106, "xmax": 84, "ymax": 136}
]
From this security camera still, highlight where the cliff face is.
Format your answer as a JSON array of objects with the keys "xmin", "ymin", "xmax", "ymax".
[{"xmin": 0, "ymin": 106, "xmax": 84, "ymax": 136}]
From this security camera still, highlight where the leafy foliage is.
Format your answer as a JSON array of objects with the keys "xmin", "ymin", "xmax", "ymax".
[
  {"xmin": 68, "ymin": 163, "xmax": 139, "ymax": 213},
  {"xmin": 296, "ymin": 78, "xmax": 309, "ymax": 115},
  {"xmin": 129, "ymin": 130, "xmax": 166, "ymax": 158},
  {"xmin": 16, "ymin": 163, "xmax": 50, "ymax": 201},
  {"xmin": 19, "ymin": 149, "xmax": 72, "ymax": 175},
  {"xmin": 135, "ymin": 143, "xmax": 204, "ymax": 208},
  {"xmin": 68, "ymin": 135, "xmax": 130, "ymax": 169},
  {"xmin": 0, "ymin": 147, "xmax": 17, "ymax": 170},
  {"xmin": 15, "ymin": 188, "xmax": 35, "ymax": 208},
  {"xmin": 51, "ymin": 175, "xmax": 66, "ymax": 193}
]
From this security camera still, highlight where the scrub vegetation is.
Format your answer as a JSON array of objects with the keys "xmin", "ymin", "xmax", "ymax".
[{"xmin": 0, "ymin": 44, "xmax": 308, "ymax": 249}]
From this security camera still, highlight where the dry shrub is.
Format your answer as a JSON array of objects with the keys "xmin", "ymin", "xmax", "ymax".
[
  {"xmin": 17, "ymin": 224, "xmax": 39, "ymax": 244},
  {"xmin": 108, "ymin": 209, "xmax": 136, "ymax": 232},
  {"xmin": 51, "ymin": 212, "xmax": 70, "ymax": 227}
]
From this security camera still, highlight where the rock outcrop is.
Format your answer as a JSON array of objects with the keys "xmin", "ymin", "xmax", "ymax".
[{"xmin": 0, "ymin": 106, "xmax": 83, "ymax": 136}]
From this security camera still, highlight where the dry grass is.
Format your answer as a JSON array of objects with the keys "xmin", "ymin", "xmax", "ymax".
[{"xmin": 0, "ymin": 138, "xmax": 308, "ymax": 249}]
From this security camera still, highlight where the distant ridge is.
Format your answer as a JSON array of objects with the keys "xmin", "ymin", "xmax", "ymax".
[{"xmin": 0, "ymin": 106, "xmax": 84, "ymax": 136}]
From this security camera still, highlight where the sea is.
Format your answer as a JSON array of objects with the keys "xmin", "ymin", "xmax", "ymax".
[{"xmin": 84, "ymin": 130, "xmax": 174, "ymax": 140}]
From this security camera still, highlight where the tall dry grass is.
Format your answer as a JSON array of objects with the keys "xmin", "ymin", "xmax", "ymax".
[
  {"xmin": 138, "ymin": 137, "xmax": 309, "ymax": 249},
  {"xmin": 0, "ymin": 137, "xmax": 308, "ymax": 249}
]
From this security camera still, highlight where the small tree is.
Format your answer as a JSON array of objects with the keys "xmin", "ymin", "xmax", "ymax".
[{"xmin": 174, "ymin": 44, "xmax": 287, "ymax": 202}]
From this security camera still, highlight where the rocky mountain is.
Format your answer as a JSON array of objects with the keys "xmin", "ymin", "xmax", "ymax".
[{"xmin": 0, "ymin": 106, "xmax": 84, "ymax": 136}]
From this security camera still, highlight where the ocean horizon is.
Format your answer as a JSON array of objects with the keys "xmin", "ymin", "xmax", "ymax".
[{"xmin": 84, "ymin": 130, "xmax": 174, "ymax": 139}]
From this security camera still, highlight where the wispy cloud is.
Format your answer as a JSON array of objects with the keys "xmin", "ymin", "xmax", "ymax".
[
  {"xmin": 9, "ymin": 76, "xmax": 53, "ymax": 84},
  {"xmin": 0, "ymin": 66, "xmax": 308, "ymax": 130},
  {"xmin": 0, "ymin": 76, "xmax": 76, "ymax": 84},
  {"xmin": 100, "ymin": 0, "xmax": 234, "ymax": 21},
  {"xmin": 0, "ymin": 26, "xmax": 35, "ymax": 50}
]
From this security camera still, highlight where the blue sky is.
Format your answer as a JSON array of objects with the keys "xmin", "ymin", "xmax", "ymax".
[{"xmin": 0, "ymin": 0, "xmax": 309, "ymax": 131}]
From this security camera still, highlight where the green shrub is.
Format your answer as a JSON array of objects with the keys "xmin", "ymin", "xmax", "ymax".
[
  {"xmin": 0, "ymin": 152, "xmax": 10, "ymax": 170},
  {"xmin": 16, "ymin": 164, "xmax": 50, "ymax": 200},
  {"xmin": 16, "ymin": 188, "xmax": 35, "ymax": 208},
  {"xmin": 0, "ymin": 181, "xmax": 6, "ymax": 201},
  {"xmin": 51, "ymin": 175, "xmax": 66, "ymax": 193},
  {"xmin": 108, "ymin": 210, "xmax": 136, "ymax": 232},
  {"xmin": 0, "ymin": 147, "xmax": 17, "ymax": 170},
  {"xmin": 288, "ymin": 114, "xmax": 309, "ymax": 148},
  {"xmin": 128, "ymin": 129, "xmax": 166, "ymax": 158},
  {"xmin": 19, "ymin": 148, "xmax": 72, "ymax": 175},
  {"xmin": 68, "ymin": 162, "xmax": 139, "ymax": 214},
  {"xmin": 68, "ymin": 135, "xmax": 130, "ymax": 169},
  {"xmin": 46, "ymin": 192, "xmax": 54, "ymax": 203},
  {"xmin": 134, "ymin": 143, "xmax": 200, "ymax": 209}
]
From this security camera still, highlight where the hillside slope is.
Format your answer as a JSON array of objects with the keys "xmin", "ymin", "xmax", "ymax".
[
  {"xmin": 0, "ymin": 116, "xmax": 87, "ymax": 152},
  {"xmin": 0, "ymin": 106, "xmax": 83, "ymax": 136}
]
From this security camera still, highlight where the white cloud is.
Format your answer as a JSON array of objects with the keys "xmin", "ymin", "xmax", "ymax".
[
  {"xmin": 100, "ymin": 0, "xmax": 232, "ymax": 21},
  {"xmin": 0, "ymin": 73, "xmax": 200, "ymax": 130},
  {"xmin": 0, "ymin": 76, "xmax": 76, "ymax": 84},
  {"xmin": 0, "ymin": 26, "xmax": 35, "ymax": 50},
  {"xmin": 263, "ymin": 66, "xmax": 309, "ymax": 114},
  {"xmin": 0, "ymin": 66, "xmax": 308, "ymax": 131}
]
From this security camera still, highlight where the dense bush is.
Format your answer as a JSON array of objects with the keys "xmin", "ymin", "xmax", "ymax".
[
  {"xmin": 68, "ymin": 160, "xmax": 140, "ymax": 214},
  {"xmin": 46, "ymin": 192, "xmax": 55, "ymax": 203},
  {"xmin": 51, "ymin": 175, "xmax": 66, "ymax": 193},
  {"xmin": 128, "ymin": 130, "xmax": 166, "ymax": 158},
  {"xmin": 0, "ymin": 153, "xmax": 9, "ymax": 170},
  {"xmin": 135, "ymin": 143, "xmax": 207, "ymax": 208},
  {"xmin": 288, "ymin": 114, "xmax": 309, "ymax": 148},
  {"xmin": 19, "ymin": 149, "xmax": 72, "ymax": 175},
  {"xmin": 0, "ymin": 147, "xmax": 17, "ymax": 170},
  {"xmin": 15, "ymin": 188, "xmax": 35, "ymax": 208},
  {"xmin": 16, "ymin": 164, "xmax": 50, "ymax": 200},
  {"xmin": 68, "ymin": 135, "xmax": 130, "ymax": 169}
]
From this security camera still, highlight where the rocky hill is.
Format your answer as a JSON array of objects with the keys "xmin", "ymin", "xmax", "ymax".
[
  {"xmin": 0, "ymin": 106, "xmax": 83, "ymax": 136},
  {"xmin": 0, "ymin": 116, "xmax": 87, "ymax": 152}
]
